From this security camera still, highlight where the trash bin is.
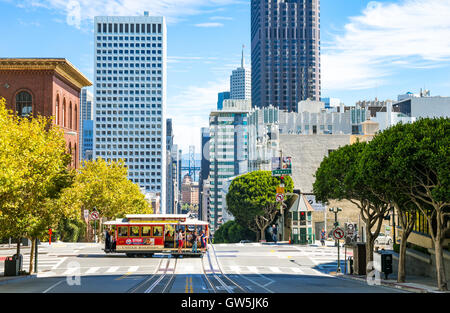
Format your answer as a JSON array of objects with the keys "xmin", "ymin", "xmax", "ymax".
[
  {"xmin": 374, "ymin": 250, "xmax": 393, "ymax": 279},
  {"xmin": 353, "ymin": 243, "xmax": 366, "ymax": 275},
  {"xmin": 4, "ymin": 254, "xmax": 22, "ymax": 276},
  {"xmin": 347, "ymin": 256, "xmax": 354, "ymax": 274}
]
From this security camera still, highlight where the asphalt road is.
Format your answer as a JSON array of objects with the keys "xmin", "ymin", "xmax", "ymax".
[{"xmin": 0, "ymin": 242, "xmax": 405, "ymax": 293}]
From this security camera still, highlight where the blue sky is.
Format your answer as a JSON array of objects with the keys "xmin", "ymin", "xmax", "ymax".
[{"xmin": 1, "ymin": 0, "xmax": 450, "ymax": 153}]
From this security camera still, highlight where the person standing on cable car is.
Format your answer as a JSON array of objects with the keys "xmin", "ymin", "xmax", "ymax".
[
  {"xmin": 177, "ymin": 229, "xmax": 184, "ymax": 254},
  {"xmin": 191, "ymin": 230, "xmax": 198, "ymax": 253}
]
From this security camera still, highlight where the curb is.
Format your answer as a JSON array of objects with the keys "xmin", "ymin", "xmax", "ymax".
[
  {"xmin": 337, "ymin": 274, "xmax": 435, "ymax": 293},
  {"xmin": 0, "ymin": 274, "xmax": 38, "ymax": 286}
]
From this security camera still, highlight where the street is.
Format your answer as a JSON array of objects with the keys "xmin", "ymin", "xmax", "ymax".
[{"xmin": 0, "ymin": 242, "xmax": 404, "ymax": 293}]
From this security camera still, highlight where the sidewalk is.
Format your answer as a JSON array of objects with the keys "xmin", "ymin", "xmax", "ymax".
[
  {"xmin": 336, "ymin": 272, "xmax": 449, "ymax": 293},
  {"xmin": 0, "ymin": 273, "xmax": 37, "ymax": 286}
]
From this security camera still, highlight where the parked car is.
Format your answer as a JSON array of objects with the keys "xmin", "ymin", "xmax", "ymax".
[
  {"xmin": 374, "ymin": 233, "xmax": 393, "ymax": 245},
  {"xmin": 239, "ymin": 240, "xmax": 252, "ymax": 244}
]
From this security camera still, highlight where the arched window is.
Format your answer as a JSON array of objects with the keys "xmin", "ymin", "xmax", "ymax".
[
  {"xmin": 74, "ymin": 143, "xmax": 77, "ymax": 168},
  {"xmin": 74, "ymin": 105, "xmax": 78, "ymax": 131},
  {"xmin": 62, "ymin": 99, "xmax": 66, "ymax": 127},
  {"xmin": 55, "ymin": 95, "xmax": 60, "ymax": 125},
  {"xmin": 69, "ymin": 102, "xmax": 73, "ymax": 129},
  {"xmin": 15, "ymin": 91, "xmax": 32, "ymax": 117}
]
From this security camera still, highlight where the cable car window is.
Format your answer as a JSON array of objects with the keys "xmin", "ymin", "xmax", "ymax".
[
  {"xmin": 152, "ymin": 226, "xmax": 163, "ymax": 237},
  {"xmin": 130, "ymin": 226, "xmax": 140, "ymax": 237},
  {"xmin": 142, "ymin": 226, "xmax": 151, "ymax": 236},
  {"xmin": 118, "ymin": 226, "xmax": 128, "ymax": 237}
]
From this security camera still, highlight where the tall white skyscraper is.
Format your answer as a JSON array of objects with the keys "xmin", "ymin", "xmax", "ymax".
[
  {"xmin": 93, "ymin": 13, "xmax": 167, "ymax": 210},
  {"xmin": 230, "ymin": 46, "xmax": 251, "ymax": 100}
]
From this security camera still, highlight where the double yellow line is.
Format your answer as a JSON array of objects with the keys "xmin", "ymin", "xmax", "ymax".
[{"xmin": 185, "ymin": 276, "xmax": 193, "ymax": 293}]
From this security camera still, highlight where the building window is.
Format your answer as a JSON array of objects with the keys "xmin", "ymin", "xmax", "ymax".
[
  {"xmin": 15, "ymin": 91, "xmax": 32, "ymax": 117},
  {"xmin": 55, "ymin": 95, "xmax": 59, "ymax": 125},
  {"xmin": 69, "ymin": 102, "xmax": 73, "ymax": 129},
  {"xmin": 62, "ymin": 99, "xmax": 66, "ymax": 127}
]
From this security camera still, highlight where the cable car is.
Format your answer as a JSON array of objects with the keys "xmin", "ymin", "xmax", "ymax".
[{"xmin": 103, "ymin": 214, "xmax": 209, "ymax": 257}]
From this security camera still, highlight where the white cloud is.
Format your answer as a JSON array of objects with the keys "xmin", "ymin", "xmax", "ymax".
[
  {"xmin": 209, "ymin": 16, "xmax": 233, "ymax": 21},
  {"xmin": 194, "ymin": 22, "xmax": 224, "ymax": 27},
  {"xmin": 322, "ymin": 0, "xmax": 450, "ymax": 91},
  {"xmin": 13, "ymin": 0, "xmax": 241, "ymax": 26}
]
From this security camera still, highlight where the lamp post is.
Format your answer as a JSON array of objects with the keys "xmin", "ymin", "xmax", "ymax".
[{"xmin": 329, "ymin": 207, "xmax": 342, "ymax": 273}]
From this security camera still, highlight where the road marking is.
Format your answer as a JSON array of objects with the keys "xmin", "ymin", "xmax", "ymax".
[
  {"xmin": 62, "ymin": 267, "xmax": 79, "ymax": 276},
  {"xmin": 106, "ymin": 266, "xmax": 119, "ymax": 273},
  {"xmin": 52, "ymin": 257, "xmax": 67, "ymax": 270},
  {"xmin": 42, "ymin": 280, "xmax": 64, "ymax": 293},
  {"xmin": 229, "ymin": 266, "xmax": 241, "ymax": 273},
  {"xmin": 128, "ymin": 266, "xmax": 139, "ymax": 273},
  {"xmin": 247, "ymin": 266, "xmax": 258, "ymax": 273},
  {"xmin": 269, "ymin": 266, "xmax": 282, "ymax": 273},
  {"xmin": 290, "ymin": 267, "xmax": 303, "ymax": 274},
  {"xmin": 85, "ymin": 267, "xmax": 100, "ymax": 274}
]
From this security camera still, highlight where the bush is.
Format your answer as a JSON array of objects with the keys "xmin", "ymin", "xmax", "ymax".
[
  {"xmin": 214, "ymin": 220, "xmax": 255, "ymax": 243},
  {"xmin": 56, "ymin": 217, "xmax": 86, "ymax": 242}
]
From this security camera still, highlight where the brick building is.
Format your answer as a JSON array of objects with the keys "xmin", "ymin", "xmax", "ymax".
[{"xmin": 0, "ymin": 58, "xmax": 92, "ymax": 168}]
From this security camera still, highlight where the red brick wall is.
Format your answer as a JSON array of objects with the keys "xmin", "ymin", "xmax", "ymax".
[{"xmin": 0, "ymin": 70, "xmax": 81, "ymax": 168}]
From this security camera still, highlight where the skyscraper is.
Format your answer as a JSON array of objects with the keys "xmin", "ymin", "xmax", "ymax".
[
  {"xmin": 251, "ymin": 0, "xmax": 321, "ymax": 112},
  {"xmin": 93, "ymin": 13, "xmax": 167, "ymax": 209},
  {"xmin": 80, "ymin": 89, "xmax": 94, "ymax": 162},
  {"xmin": 208, "ymin": 99, "xmax": 250, "ymax": 232},
  {"xmin": 230, "ymin": 46, "xmax": 251, "ymax": 100}
]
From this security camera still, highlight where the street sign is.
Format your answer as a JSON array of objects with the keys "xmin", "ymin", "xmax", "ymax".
[
  {"xmin": 272, "ymin": 157, "xmax": 292, "ymax": 176},
  {"xmin": 272, "ymin": 169, "xmax": 291, "ymax": 176},
  {"xmin": 345, "ymin": 223, "xmax": 357, "ymax": 245},
  {"xmin": 276, "ymin": 193, "xmax": 284, "ymax": 202},
  {"xmin": 84, "ymin": 209, "xmax": 89, "ymax": 219},
  {"xmin": 90, "ymin": 211, "xmax": 99, "ymax": 220},
  {"xmin": 332, "ymin": 227, "xmax": 345, "ymax": 240},
  {"xmin": 276, "ymin": 186, "xmax": 285, "ymax": 194}
]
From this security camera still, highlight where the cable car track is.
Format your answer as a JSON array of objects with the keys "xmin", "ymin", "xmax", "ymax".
[
  {"xmin": 127, "ymin": 256, "xmax": 178, "ymax": 293},
  {"xmin": 202, "ymin": 244, "xmax": 248, "ymax": 293}
]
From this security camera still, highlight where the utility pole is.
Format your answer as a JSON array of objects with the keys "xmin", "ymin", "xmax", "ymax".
[{"xmin": 329, "ymin": 207, "xmax": 342, "ymax": 273}]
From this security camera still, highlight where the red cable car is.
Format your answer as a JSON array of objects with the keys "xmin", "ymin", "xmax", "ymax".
[{"xmin": 103, "ymin": 214, "xmax": 209, "ymax": 257}]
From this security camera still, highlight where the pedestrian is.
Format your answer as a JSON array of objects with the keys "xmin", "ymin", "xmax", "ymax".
[
  {"xmin": 105, "ymin": 228, "xmax": 111, "ymax": 252},
  {"xmin": 110, "ymin": 230, "xmax": 116, "ymax": 251},
  {"xmin": 191, "ymin": 231, "xmax": 198, "ymax": 253},
  {"xmin": 272, "ymin": 225, "xmax": 278, "ymax": 244},
  {"xmin": 177, "ymin": 229, "xmax": 184, "ymax": 254},
  {"xmin": 320, "ymin": 228, "xmax": 326, "ymax": 246},
  {"xmin": 199, "ymin": 231, "xmax": 205, "ymax": 251}
]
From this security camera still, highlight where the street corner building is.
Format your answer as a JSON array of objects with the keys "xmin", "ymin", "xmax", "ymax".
[{"xmin": 0, "ymin": 58, "xmax": 92, "ymax": 168}]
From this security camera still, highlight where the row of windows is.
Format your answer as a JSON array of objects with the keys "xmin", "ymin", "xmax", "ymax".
[
  {"xmin": 96, "ymin": 62, "xmax": 162, "ymax": 67},
  {"xmin": 97, "ymin": 42, "xmax": 162, "ymax": 48},
  {"xmin": 117, "ymin": 226, "xmax": 163, "ymax": 237},
  {"xmin": 96, "ymin": 70, "xmax": 162, "ymax": 75},
  {"xmin": 97, "ymin": 36, "xmax": 162, "ymax": 41},
  {"xmin": 96, "ymin": 97, "xmax": 162, "ymax": 102},
  {"xmin": 97, "ymin": 23, "xmax": 162, "ymax": 34}
]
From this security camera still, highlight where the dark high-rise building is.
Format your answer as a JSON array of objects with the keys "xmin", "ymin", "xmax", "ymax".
[{"xmin": 251, "ymin": 0, "xmax": 321, "ymax": 112}]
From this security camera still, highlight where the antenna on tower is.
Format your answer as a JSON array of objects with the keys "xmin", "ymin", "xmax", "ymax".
[{"xmin": 241, "ymin": 44, "xmax": 245, "ymax": 68}]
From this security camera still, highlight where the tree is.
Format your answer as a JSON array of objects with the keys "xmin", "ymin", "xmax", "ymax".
[
  {"xmin": 313, "ymin": 142, "xmax": 390, "ymax": 265},
  {"xmin": 226, "ymin": 171, "xmax": 293, "ymax": 241},
  {"xmin": 380, "ymin": 118, "xmax": 449, "ymax": 291},
  {"xmin": 360, "ymin": 124, "xmax": 419, "ymax": 283},
  {"xmin": 213, "ymin": 220, "xmax": 255, "ymax": 243},
  {"xmin": 0, "ymin": 98, "xmax": 73, "ymax": 273},
  {"xmin": 57, "ymin": 158, "xmax": 153, "ymax": 240}
]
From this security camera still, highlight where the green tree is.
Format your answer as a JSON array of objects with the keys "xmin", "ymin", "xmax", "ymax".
[
  {"xmin": 57, "ymin": 158, "xmax": 153, "ymax": 240},
  {"xmin": 377, "ymin": 118, "xmax": 449, "ymax": 291},
  {"xmin": 313, "ymin": 142, "xmax": 390, "ymax": 264},
  {"xmin": 360, "ymin": 122, "xmax": 419, "ymax": 283},
  {"xmin": 226, "ymin": 171, "xmax": 293, "ymax": 241},
  {"xmin": 0, "ymin": 98, "xmax": 74, "ymax": 273}
]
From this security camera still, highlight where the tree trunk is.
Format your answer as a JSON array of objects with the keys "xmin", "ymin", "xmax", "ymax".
[
  {"xmin": 16, "ymin": 238, "xmax": 21, "ymax": 256},
  {"xmin": 29, "ymin": 238, "xmax": 35, "ymax": 274},
  {"xmin": 398, "ymin": 233, "xmax": 408, "ymax": 283},
  {"xmin": 434, "ymin": 234, "xmax": 448, "ymax": 291},
  {"xmin": 365, "ymin": 227, "xmax": 375, "ymax": 264},
  {"xmin": 260, "ymin": 228, "xmax": 266, "ymax": 242}
]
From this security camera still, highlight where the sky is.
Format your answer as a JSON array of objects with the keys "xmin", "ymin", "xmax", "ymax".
[{"xmin": 1, "ymin": 0, "xmax": 450, "ymax": 153}]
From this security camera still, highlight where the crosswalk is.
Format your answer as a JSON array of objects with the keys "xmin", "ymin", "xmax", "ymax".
[
  {"xmin": 37, "ymin": 265, "xmax": 158, "ymax": 278},
  {"xmin": 223, "ymin": 265, "xmax": 328, "ymax": 276}
]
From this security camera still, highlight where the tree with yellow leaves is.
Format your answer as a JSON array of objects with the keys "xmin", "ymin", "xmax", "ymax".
[{"xmin": 0, "ymin": 98, "xmax": 74, "ymax": 273}]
